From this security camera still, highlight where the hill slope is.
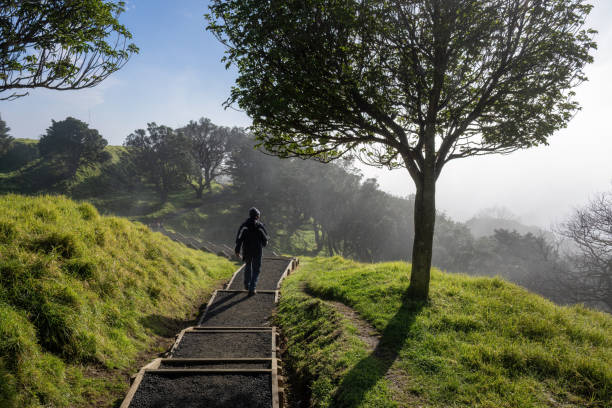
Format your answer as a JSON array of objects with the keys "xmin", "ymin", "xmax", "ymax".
[
  {"xmin": 0, "ymin": 194, "xmax": 236, "ymax": 407},
  {"xmin": 277, "ymin": 257, "xmax": 612, "ymax": 408}
]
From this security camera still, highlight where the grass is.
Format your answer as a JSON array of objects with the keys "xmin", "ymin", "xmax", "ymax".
[
  {"xmin": 277, "ymin": 256, "xmax": 612, "ymax": 408},
  {"xmin": 0, "ymin": 194, "xmax": 237, "ymax": 407}
]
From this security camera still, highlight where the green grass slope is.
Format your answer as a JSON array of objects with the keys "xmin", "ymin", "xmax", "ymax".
[
  {"xmin": 277, "ymin": 257, "xmax": 612, "ymax": 408},
  {"xmin": 0, "ymin": 194, "xmax": 236, "ymax": 407}
]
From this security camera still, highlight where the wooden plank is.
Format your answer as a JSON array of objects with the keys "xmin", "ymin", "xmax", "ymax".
[
  {"xmin": 225, "ymin": 264, "xmax": 246, "ymax": 289},
  {"xmin": 216, "ymin": 289, "xmax": 278, "ymax": 294},
  {"xmin": 275, "ymin": 261, "xmax": 294, "ymax": 290},
  {"xmin": 168, "ymin": 328, "xmax": 190, "ymax": 356},
  {"xmin": 144, "ymin": 368, "xmax": 273, "ymax": 374},
  {"xmin": 190, "ymin": 326, "xmax": 273, "ymax": 331},
  {"xmin": 272, "ymin": 357, "xmax": 280, "ymax": 408},
  {"xmin": 161, "ymin": 358, "xmax": 273, "ymax": 363},
  {"xmin": 119, "ymin": 359, "xmax": 161, "ymax": 408}
]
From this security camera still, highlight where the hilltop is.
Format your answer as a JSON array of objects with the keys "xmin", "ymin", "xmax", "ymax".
[
  {"xmin": 277, "ymin": 257, "xmax": 612, "ymax": 408},
  {"xmin": 0, "ymin": 194, "xmax": 236, "ymax": 407}
]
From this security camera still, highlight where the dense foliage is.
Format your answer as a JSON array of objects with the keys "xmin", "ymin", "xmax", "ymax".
[
  {"xmin": 0, "ymin": 0, "xmax": 138, "ymax": 100},
  {"xmin": 124, "ymin": 123, "xmax": 194, "ymax": 202},
  {"xmin": 39, "ymin": 117, "xmax": 109, "ymax": 176},
  {"xmin": 0, "ymin": 115, "xmax": 12, "ymax": 155},
  {"xmin": 179, "ymin": 118, "xmax": 234, "ymax": 199}
]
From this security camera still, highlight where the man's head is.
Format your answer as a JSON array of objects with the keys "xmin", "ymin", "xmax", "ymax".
[{"xmin": 249, "ymin": 207, "xmax": 260, "ymax": 219}]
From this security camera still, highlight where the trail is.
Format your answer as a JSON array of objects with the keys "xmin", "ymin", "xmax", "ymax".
[{"xmin": 120, "ymin": 257, "xmax": 298, "ymax": 408}]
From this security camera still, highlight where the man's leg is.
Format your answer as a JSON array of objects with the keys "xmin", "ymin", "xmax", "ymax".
[
  {"xmin": 249, "ymin": 255, "xmax": 262, "ymax": 293},
  {"xmin": 243, "ymin": 256, "xmax": 252, "ymax": 291}
]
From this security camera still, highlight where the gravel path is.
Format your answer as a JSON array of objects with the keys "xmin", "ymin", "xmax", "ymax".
[
  {"xmin": 199, "ymin": 291, "xmax": 277, "ymax": 327},
  {"xmin": 229, "ymin": 258, "xmax": 290, "ymax": 290},
  {"xmin": 128, "ymin": 372, "xmax": 272, "ymax": 408},
  {"xmin": 171, "ymin": 331, "xmax": 273, "ymax": 358},
  {"xmin": 124, "ymin": 257, "xmax": 295, "ymax": 408}
]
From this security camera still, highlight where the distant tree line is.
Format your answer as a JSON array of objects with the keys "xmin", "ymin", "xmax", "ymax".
[{"xmin": 0, "ymin": 115, "xmax": 610, "ymax": 311}]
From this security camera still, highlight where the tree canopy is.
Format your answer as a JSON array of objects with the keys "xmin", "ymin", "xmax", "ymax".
[
  {"xmin": 207, "ymin": 0, "xmax": 596, "ymax": 298},
  {"xmin": 180, "ymin": 118, "xmax": 233, "ymax": 199},
  {"xmin": 124, "ymin": 123, "xmax": 193, "ymax": 202},
  {"xmin": 0, "ymin": 115, "xmax": 13, "ymax": 155},
  {"xmin": 0, "ymin": 0, "xmax": 138, "ymax": 100},
  {"xmin": 39, "ymin": 117, "xmax": 108, "ymax": 174}
]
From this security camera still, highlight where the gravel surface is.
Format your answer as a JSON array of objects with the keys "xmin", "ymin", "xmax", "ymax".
[
  {"xmin": 128, "ymin": 372, "xmax": 272, "ymax": 408},
  {"xmin": 159, "ymin": 360, "xmax": 271, "ymax": 369},
  {"xmin": 229, "ymin": 258, "xmax": 291, "ymax": 290},
  {"xmin": 171, "ymin": 331, "xmax": 273, "ymax": 358},
  {"xmin": 200, "ymin": 291, "xmax": 276, "ymax": 327}
]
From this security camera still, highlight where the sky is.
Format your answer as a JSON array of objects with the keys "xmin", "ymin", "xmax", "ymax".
[{"xmin": 1, "ymin": 0, "xmax": 610, "ymax": 228}]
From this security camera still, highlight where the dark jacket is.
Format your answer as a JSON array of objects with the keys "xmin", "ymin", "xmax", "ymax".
[{"xmin": 235, "ymin": 217, "xmax": 268, "ymax": 257}]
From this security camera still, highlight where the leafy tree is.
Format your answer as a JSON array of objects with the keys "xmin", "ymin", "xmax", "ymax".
[
  {"xmin": 207, "ymin": 0, "xmax": 596, "ymax": 298},
  {"xmin": 124, "ymin": 123, "xmax": 193, "ymax": 202},
  {"xmin": 38, "ymin": 117, "xmax": 108, "ymax": 175},
  {"xmin": 180, "ymin": 118, "xmax": 232, "ymax": 199},
  {"xmin": 0, "ymin": 0, "xmax": 138, "ymax": 100},
  {"xmin": 0, "ymin": 114, "xmax": 13, "ymax": 155}
]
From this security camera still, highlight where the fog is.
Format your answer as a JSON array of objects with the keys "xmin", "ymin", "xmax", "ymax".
[{"xmin": 2, "ymin": 0, "xmax": 611, "ymax": 228}]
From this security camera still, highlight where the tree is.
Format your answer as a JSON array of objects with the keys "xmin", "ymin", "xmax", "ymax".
[
  {"xmin": 38, "ymin": 117, "xmax": 108, "ymax": 175},
  {"xmin": 124, "ymin": 123, "xmax": 193, "ymax": 202},
  {"xmin": 180, "ymin": 118, "xmax": 232, "ymax": 199},
  {"xmin": 0, "ymin": 114, "xmax": 13, "ymax": 155},
  {"xmin": 558, "ymin": 191, "xmax": 612, "ymax": 310},
  {"xmin": 0, "ymin": 0, "xmax": 138, "ymax": 101},
  {"xmin": 207, "ymin": 0, "xmax": 596, "ymax": 298}
]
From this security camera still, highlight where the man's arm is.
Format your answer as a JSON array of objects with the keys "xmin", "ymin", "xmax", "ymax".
[
  {"xmin": 235, "ymin": 224, "xmax": 246, "ymax": 256},
  {"xmin": 259, "ymin": 224, "xmax": 269, "ymax": 247}
]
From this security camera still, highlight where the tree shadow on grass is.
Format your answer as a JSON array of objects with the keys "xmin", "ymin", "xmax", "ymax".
[{"xmin": 331, "ymin": 293, "xmax": 426, "ymax": 407}]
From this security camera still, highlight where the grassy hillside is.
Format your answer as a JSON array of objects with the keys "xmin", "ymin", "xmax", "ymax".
[
  {"xmin": 277, "ymin": 257, "xmax": 612, "ymax": 408},
  {"xmin": 0, "ymin": 194, "xmax": 236, "ymax": 407}
]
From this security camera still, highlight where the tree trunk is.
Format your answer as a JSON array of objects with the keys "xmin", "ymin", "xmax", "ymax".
[{"xmin": 408, "ymin": 172, "xmax": 436, "ymax": 300}]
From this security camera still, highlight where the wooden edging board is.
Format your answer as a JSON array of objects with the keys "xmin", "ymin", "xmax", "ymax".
[
  {"xmin": 119, "ymin": 358, "xmax": 162, "ymax": 408},
  {"xmin": 276, "ymin": 260, "xmax": 294, "ymax": 290},
  {"xmin": 225, "ymin": 264, "xmax": 246, "ymax": 289}
]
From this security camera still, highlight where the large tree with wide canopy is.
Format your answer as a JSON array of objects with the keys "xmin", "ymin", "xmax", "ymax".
[{"xmin": 207, "ymin": 0, "xmax": 596, "ymax": 298}]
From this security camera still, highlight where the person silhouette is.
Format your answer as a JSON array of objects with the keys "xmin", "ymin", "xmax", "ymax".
[{"xmin": 234, "ymin": 207, "xmax": 269, "ymax": 295}]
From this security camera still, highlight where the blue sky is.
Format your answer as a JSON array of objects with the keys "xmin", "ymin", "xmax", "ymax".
[
  {"xmin": 1, "ymin": 0, "xmax": 251, "ymax": 144},
  {"xmin": 1, "ymin": 0, "xmax": 611, "ymax": 227}
]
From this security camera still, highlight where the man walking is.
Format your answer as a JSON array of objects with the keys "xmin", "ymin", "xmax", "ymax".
[{"xmin": 235, "ymin": 207, "xmax": 269, "ymax": 295}]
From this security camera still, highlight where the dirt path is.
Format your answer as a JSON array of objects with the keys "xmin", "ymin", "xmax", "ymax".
[
  {"xmin": 120, "ymin": 257, "xmax": 297, "ymax": 408},
  {"xmin": 321, "ymin": 297, "xmax": 423, "ymax": 408},
  {"xmin": 324, "ymin": 300, "xmax": 381, "ymax": 351}
]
